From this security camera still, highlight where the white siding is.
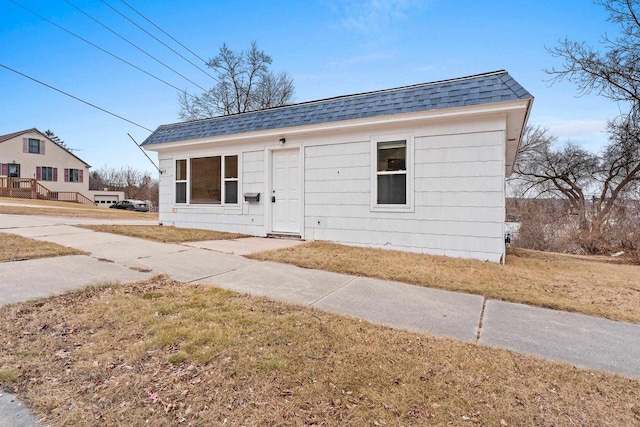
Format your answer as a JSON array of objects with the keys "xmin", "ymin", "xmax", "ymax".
[
  {"xmin": 303, "ymin": 130, "xmax": 506, "ymax": 262},
  {"xmin": 157, "ymin": 150, "xmax": 265, "ymax": 236},
  {"xmin": 149, "ymin": 113, "xmax": 508, "ymax": 263}
]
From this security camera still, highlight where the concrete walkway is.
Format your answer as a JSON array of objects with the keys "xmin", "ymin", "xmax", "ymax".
[{"xmin": 1, "ymin": 212, "xmax": 639, "ymax": 425}]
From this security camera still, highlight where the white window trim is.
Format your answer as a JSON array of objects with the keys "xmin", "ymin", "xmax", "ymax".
[
  {"xmin": 222, "ymin": 154, "xmax": 240, "ymax": 206},
  {"xmin": 175, "ymin": 158, "xmax": 188, "ymax": 204},
  {"xmin": 370, "ymin": 134, "xmax": 414, "ymax": 212},
  {"xmin": 174, "ymin": 154, "xmax": 241, "ymax": 207}
]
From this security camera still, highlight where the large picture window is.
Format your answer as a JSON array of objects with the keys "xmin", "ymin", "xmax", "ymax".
[
  {"xmin": 175, "ymin": 155, "xmax": 240, "ymax": 205},
  {"xmin": 191, "ymin": 156, "xmax": 221, "ymax": 204},
  {"xmin": 371, "ymin": 135, "xmax": 413, "ymax": 211}
]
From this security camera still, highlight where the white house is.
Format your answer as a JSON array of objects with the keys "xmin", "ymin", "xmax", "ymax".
[{"xmin": 142, "ymin": 70, "xmax": 533, "ymax": 263}]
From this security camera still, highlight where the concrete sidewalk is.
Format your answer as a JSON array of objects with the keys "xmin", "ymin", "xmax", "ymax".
[{"xmin": 1, "ymin": 212, "xmax": 639, "ymax": 425}]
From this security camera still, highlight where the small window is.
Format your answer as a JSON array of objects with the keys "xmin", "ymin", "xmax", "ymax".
[
  {"xmin": 28, "ymin": 138, "xmax": 40, "ymax": 154},
  {"xmin": 371, "ymin": 135, "xmax": 413, "ymax": 211},
  {"xmin": 176, "ymin": 159, "xmax": 187, "ymax": 204},
  {"xmin": 224, "ymin": 155, "xmax": 238, "ymax": 204},
  {"xmin": 377, "ymin": 140, "xmax": 407, "ymax": 204},
  {"xmin": 40, "ymin": 167, "xmax": 54, "ymax": 181},
  {"xmin": 65, "ymin": 168, "xmax": 82, "ymax": 182}
]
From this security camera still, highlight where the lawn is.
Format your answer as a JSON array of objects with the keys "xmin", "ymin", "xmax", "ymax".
[
  {"xmin": 248, "ymin": 242, "xmax": 640, "ymax": 324},
  {"xmin": 78, "ymin": 225, "xmax": 247, "ymax": 243},
  {"xmin": 0, "ymin": 197, "xmax": 158, "ymax": 220},
  {"xmin": 67, "ymin": 220, "xmax": 640, "ymax": 324},
  {"xmin": 0, "ymin": 232, "xmax": 85, "ymax": 262},
  {"xmin": 0, "ymin": 275, "xmax": 638, "ymax": 426}
]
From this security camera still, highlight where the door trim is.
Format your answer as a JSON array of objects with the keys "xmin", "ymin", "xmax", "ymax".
[{"xmin": 265, "ymin": 146, "xmax": 303, "ymax": 238}]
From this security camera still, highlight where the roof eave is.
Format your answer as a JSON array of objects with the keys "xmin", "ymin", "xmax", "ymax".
[{"xmin": 505, "ymin": 97, "xmax": 535, "ymax": 176}]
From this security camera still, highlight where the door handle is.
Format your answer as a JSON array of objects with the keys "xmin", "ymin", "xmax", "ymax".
[{"xmin": 272, "ymin": 196, "xmax": 276, "ymax": 203}]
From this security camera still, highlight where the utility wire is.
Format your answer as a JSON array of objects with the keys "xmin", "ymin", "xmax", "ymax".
[
  {"xmin": 7, "ymin": 0, "xmax": 197, "ymax": 98},
  {"xmin": 101, "ymin": 0, "xmax": 218, "ymax": 83},
  {"xmin": 128, "ymin": 133, "xmax": 160, "ymax": 172},
  {"xmin": 63, "ymin": 0, "xmax": 208, "ymax": 92},
  {"xmin": 118, "ymin": 0, "xmax": 210, "ymax": 65},
  {"xmin": 0, "ymin": 63, "xmax": 154, "ymax": 132}
]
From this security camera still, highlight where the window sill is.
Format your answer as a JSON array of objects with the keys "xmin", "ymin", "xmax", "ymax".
[
  {"xmin": 370, "ymin": 204, "xmax": 415, "ymax": 213},
  {"xmin": 172, "ymin": 204, "xmax": 241, "ymax": 211}
]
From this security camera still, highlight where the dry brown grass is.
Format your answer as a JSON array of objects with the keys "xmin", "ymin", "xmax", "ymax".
[
  {"xmin": 0, "ymin": 232, "xmax": 85, "ymax": 262},
  {"xmin": 78, "ymin": 225, "xmax": 248, "ymax": 243},
  {"xmin": 0, "ymin": 197, "xmax": 158, "ymax": 220},
  {"xmin": 0, "ymin": 197, "xmax": 104, "ymax": 209},
  {"xmin": 248, "ymin": 242, "xmax": 640, "ymax": 324},
  {"xmin": 0, "ymin": 275, "xmax": 638, "ymax": 426}
]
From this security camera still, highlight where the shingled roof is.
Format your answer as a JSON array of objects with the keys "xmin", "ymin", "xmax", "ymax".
[{"xmin": 142, "ymin": 70, "xmax": 532, "ymax": 146}]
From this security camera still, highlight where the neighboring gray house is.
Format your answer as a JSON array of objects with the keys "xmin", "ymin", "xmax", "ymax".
[{"xmin": 142, "ymin": 70, "xmax": 533, "ymax": 263}]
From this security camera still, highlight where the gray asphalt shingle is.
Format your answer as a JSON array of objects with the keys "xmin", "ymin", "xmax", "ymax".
[{"xmin": 142, "ymin": 70, "xmax": 532, "ymax": 146}]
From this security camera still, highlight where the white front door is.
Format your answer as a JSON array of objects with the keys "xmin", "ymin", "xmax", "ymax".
[{"xmin": 271, "ymin": 149, "xmax": 300, "ymax": 234}]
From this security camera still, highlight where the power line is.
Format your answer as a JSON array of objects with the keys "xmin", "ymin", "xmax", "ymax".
[
  {"xmin": 101, "ymin": 0, "xmax": 218, "ymax": 84},
  {"xmin": 128, "ymin": 133, "xmax": 160, "ymax": 173},
  {"xmin": 118, "ymin": 0, "xmax": 210, "ymax": 65},
  {"xmin": 0, "ymin": 63, "xmax": 154, "ymax": 132},
  {"xmin": 7, "ymin": 0, "xmax": 196, "ymax": 98},
  {"xmin": 63, "ymin": 0, "xmax": 208, "ymax": 92}
]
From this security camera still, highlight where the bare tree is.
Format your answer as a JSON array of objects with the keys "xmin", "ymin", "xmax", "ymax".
[
  {"xmin": 178, "ymin": 42, "xmax": 295, "ymax": 120},
  {"xmin": 507, "ymin": 197, "xmax": 578, "ymax": 253},
  {"xmin": 526, "ymin": 0, "xmax": 640, "ymax": 255},
  {"xmin": 545, "ymin": 0, "xmax": 640, "ymax": 114},
  {"xmin": 512, "ymin": 122, "xmax": 640, "ymax": 253},
  {"xmin": 89, "ymin": 166, "xmax": 159, "ymax": 210}
]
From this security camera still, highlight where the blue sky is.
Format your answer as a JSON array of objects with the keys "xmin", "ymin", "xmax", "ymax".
[{"xmin": 0, "ymin": 0, "xmax": 624, "ymax": 174}]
